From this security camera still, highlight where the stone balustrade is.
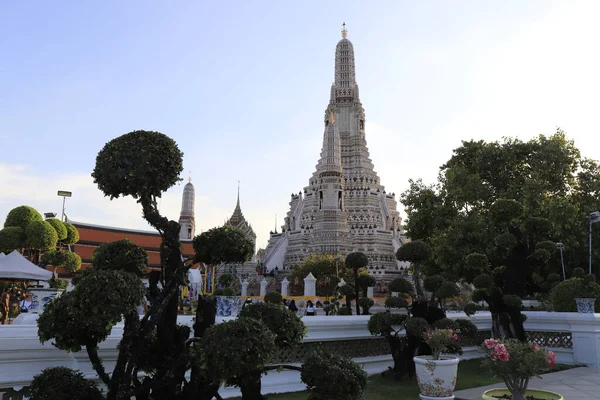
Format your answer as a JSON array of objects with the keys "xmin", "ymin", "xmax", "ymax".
[{"xmin": 0, "ymin": 311, "xmax": 595, "ymax": 398}]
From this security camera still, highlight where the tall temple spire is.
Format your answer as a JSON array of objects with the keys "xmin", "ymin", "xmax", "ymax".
[
  {"xmin": 236, "ymin": 180, "xmax": 241, "ymax": 211},
  {"xmin": 341, "ymin": 22, "xmax": 347, "ymax": 39},
  {"xmin": 330, "ymin": 22, "xmax": 359, "ymax": 107},
  {"xmin": 224, "ymin": 183, "xmax": 257, "ymax": 253},
  {"xmin": 178, "ymin": 177, "xmax": 196, "ymax": 240}
]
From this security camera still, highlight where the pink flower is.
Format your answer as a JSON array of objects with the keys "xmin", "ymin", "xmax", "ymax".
[
  {"xmin": 547, "ymin": 351, "xmax": 556, "ymax": 367},
  {"xmin": 497, "ymin": 351, "xmax": 509, "ymax": 362},
  {"xmin": 448, "ymin": 329, "xmax": 454, "ymax": 334},
  {"xmin": 452, "ymin": 334, "xmax": 459, "ymax": 340},
  {"xmin": 484, "ymin": 339, "xmax": 498, "ymax": 349},
  {"xmin": 532, "ymin": 344, "xmax": 540, "ymax": 350}
]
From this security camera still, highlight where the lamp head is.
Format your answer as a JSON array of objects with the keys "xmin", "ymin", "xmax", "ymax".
[{"xmin": 590, "ymin": 211, "xmax": 600, "ymax": 223}]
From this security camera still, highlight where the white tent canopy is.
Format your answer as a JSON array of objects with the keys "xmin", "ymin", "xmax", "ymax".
[{"xmin": 0, "ymin": 250, "xmax": 53, "ymax": 281}]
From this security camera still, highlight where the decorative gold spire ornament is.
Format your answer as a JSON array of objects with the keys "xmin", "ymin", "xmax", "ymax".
[{"xmin": 341, "ymin": 22, "xmax": 347, "ymax": 39}]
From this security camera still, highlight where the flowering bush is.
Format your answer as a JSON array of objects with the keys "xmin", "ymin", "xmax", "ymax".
[
  {"xmin": 482, "ymin": 339, "xmax": 556, "ymax": 400},
  {"xmin": 425, "ymin": 328, "xmax": 460, "ymax": 359}
]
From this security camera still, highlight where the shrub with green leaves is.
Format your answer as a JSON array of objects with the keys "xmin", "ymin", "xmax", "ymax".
[
  {"xmin": 63, "ymin": 222, "xmax": 80, "ymax": 245},
  {"xmin": 368, "ymin": 312, "xmax": 408, "ymax": 336},
  {"xmin": 48, "ymin": 277, "xmax": 69, "ymax": 290},
  {"xmin": 0, "ymin": 226, "xmax": 25, "ymax": 253},
  {"xmin": 463, "ymin": 302, "xmax": 480, "ymax": 316},
  {"xmin": 301, "ymin": 351, "xmax": 368, "ymax": 400},
  {"xmin": 405, "ymin": 317, "xmax": 429, "ymax": 339},
  {"xmin": 218, "ymin": 273, "xmax": 236, "ymax": 288},
  {"xmin": 550, "ymin": 277, "xmax": 600, "ymax": 311},
  {"xmin": 29, "ymin": 366, "xmax": 104, "ymax": 400},
  {"xmin": 239, "ymin": 302, "xmax": 305, "ymax": 348},
  {"xmin": 4, "ymin": 205, "xmax": 42, "ymax": 230},
  {"xmin": 26, "ymin": 220, "xmax": 58, "ymax": 251},
  {"xmin": 263, "ymin": 291, "xmax": 282, "ymax": 305},
  {"xmin": 45, "ymin": 218, "xmax": 67, "ymax": 241},
  {"xmin": 199, "ymin": 317, "xmax": 275, "ymax": 382},
  {"xmin": 358, "ymin": 297, "xmax": 374, "ymax": 314},
  {"xmin": 42, "ymin": 250, "xmax": 82, "ymax": 272},
  {"xmin": 38, "ymin": 270, "xmax": 145, "ymax": 352},
  {"xmin": 388, "ymin": 277, "xmax": 414, "ymax": 295},
  {"xmin": 92, "ymin": 239, "xmax": 148, "ymax": 277}
]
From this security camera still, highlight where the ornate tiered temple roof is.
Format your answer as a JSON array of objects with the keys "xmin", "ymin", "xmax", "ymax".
[
  {"xmin": 262, "ymin": 24, "xmax": 407, "ymax": 276},
  {"xmin": 224, "ymin": 183, "xmax": 257, "ymax": 254}
]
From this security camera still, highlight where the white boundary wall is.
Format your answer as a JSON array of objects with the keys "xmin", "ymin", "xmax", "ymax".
[{"xmin": 0, "ymin": 311, "xmax": 594, "ymax": 398}]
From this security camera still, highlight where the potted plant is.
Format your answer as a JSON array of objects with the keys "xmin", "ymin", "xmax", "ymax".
[
  {"xmin": 573, "ymin": 273, "xmax": 599, "ymax": 313},
  {"xmin": 414, "ymin": 328, "xmax": 461, "ymax": 399},
  {"xmin": 481, "ymin": 338, "xmax": 562, "ymax": 400}
]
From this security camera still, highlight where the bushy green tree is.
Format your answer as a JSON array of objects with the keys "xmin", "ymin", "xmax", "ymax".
[
  {"xmin": 92, "ymin": 239, "xmax": 148, "ymax": 277},
  {"xmin": 63, "ymin": 222, "xmax": 80, "ymax": 245},
  {"xmin": 301, "ymin": 352, "xmax": 368, "ymax": 400},
  {"xmin": 291, "ymin": 254, "xmax": 344, "ymax": 297},
  {"xmin": 401, "ymin": 131, "xmax": 599, "ymax": 339},
  {"xmin": 45, "ymin": 218, "xmax": 67, "ymax": 241},
  {"xmin": 0, "ymin": 226, "xmax": 25, "ymax": 253},
  {"xmin": 345, "ymin": 252, "xmax": 369, "ymax": 315},
  {"xmin": 26, "ymin": 220, "xmax": 58, "ymax": 252},
  {"xmin": 4, "ymin": 205, "xmax": 43, "ymax": 231},
  {"xmin": 30, "ymin": 366, "xmax": 104, "ymax": 400},
  {"xmin": 396, "ymin": 241, "xmax": 430, "ymax": 298},
  {"xmin": 193, "ymin": 226, "xmax": 254, "ymax": 266}
]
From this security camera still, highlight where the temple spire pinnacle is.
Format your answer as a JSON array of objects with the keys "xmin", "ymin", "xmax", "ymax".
[
  {"xmin": 237, "ymin": 181, "xmax": 240, "ymax": 208},
  {"xmin": 341, "ymin": 22, "xmax": 347, "ymax": 39}
]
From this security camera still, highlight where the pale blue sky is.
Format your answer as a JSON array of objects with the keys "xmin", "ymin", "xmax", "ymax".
[{"xmin": 1, "ymin": 1, "xmax": 599, "ymax": 248}]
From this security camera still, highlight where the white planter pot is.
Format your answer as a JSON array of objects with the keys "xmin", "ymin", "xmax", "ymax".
[
  {"xmin": 575, "ymin": 298, "xmax": 596, "ymax": 313},
  {"xmin": 216, "ymin": 296, "xmax": 242, "ymax": 317},
  {"xmin": 29, "ymin": 288, "xmax": 63, "ymax": 314},
  {"xmin": 414, "ymin": 355, "xmax": 460, "ymax": 400}
]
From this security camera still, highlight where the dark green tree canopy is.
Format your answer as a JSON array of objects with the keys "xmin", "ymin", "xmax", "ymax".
[
  {"xmin": 92, "ymin": 130, "xmax": 184, "ymax": 200},
  {"xmin": 291, "ymin": 254, "xmax": 344, "ymax": 287},
  {"xmin": 30, "ymin": 367, "xmax": 104, "ymax": 400},
  {"xmin": 193, "ymin": 226, "xmax": 254, "ymax": 266},
  {"xmin": 396, "ymin": 241, "xmax": 431, "ymax": 263},
  {"xmin": 92, "ymin": 239, "xmax": 148, "ymax": 277},
  {"xmin": 4, "ymin": 205, "xmax": 43, "ymax": 230},
  {"xmin": 345, "ymin": 252, "xmax": 369, "ymax": 270},
  {"xmin": 41, "ymin": 250, "xmax": 82, "ymax": 272},
  {"xmin": 239, "ymin": 302, "xmax": 305, "ymax": 349},
  {"xmin": 301, "ymin": 352, "xmax": 368, "ymax": 400}
]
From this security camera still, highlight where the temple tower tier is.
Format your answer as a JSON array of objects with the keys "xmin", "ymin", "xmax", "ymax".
[
  {"xmin": 179, "ymin": 178, "xmax": 196, "ymax": 240},
  {"xmin": 263, "ymin": 24, "xmax": 406, "ymax": 276}
]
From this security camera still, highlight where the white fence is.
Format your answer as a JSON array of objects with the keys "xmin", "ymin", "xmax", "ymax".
[{"xmin": 0, "ymin": 311, "xmax": 596, "ymax": 398}]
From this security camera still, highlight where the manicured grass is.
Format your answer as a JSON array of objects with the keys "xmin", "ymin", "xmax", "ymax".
[{"xmin": 230, "ymin": 359, "xmax": 576, "ymax": 400}]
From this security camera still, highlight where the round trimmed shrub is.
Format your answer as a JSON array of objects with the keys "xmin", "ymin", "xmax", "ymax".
[
  {"xmin": 463, "ymin": 302, "xmax": 480, "ymax": 316},
  {"xmin": 436, "ymin": 281, "xmax": 459, "ymax": 300},
  {"xmin": 29, "ymin": 366, "xmax": 103, "ymax": 400},
  {"xmin": 573, "ymin": 267, "xmax": 585, "ymax": 278},
  {"xmin": 368, "ymin": 312, "xmax": 408, "ymax": 336},
  {"xmin": 239, "ymin": 302, "xmax": 305, "ymax": 348},
  {"xmin": 92, "ymin": 130, "xmax": 184, "ymax": 200},
  {"xmin": 405, "ymin": 317, "xmax": 429, "ymax": 339},
  {"xmin": 454, "ymin": 319, "xmax": 478, "ymax": 342},
  {"xmin": 432, "ymin": 318, "xmax": 458, "ymax": 330},
  {"xmin": 358, "ymin": 297, "xmax": 374, "ymax": 314},
  {"xmin": 424, "ymin": 275, "xmax": 445, "ymax": 293},
  {"xmin": 4, "ymin": 205, "xmax": 42, "ymax": 230},
  {"xmin": 218, "ymin": 273, "xmax": 236, "ymax": 288},
  {"xmin": 221, "ymin": 287, "xmax": 237, "ymax": 296},
  {"xmin": 26, "ymin": 220, "xmax": 58, "ymax": 251},
  {"xmin": 46, "ymin": 218, "xmax": 67, "ymax": 241},
  {"xmin": 263, "ymin": 291, "xmax": 282, "ymax": 305},
  {"xmin": 63, "ymin": 222, "xmax": 80, "ymax": 245},
  {"xmin": 385, "ymin": 295, "xmax": 410, "ymax": 309},
  {"xmin": 0, "ymin": 226, "xmax": 25, "ymax": 253},
  {"xmin": 388, "ymin": 277, "xmax": 414, "ymax": 295},
  {"xmin": 200, "ymin": 317, "xmax": 275, "ymax": 381},
  {"xmin": 473, "ymin": 274, "xmax": 494, "ymax": 289},
  {"xmin": 301, "ymin": 352, "xmax": 368, "ymax": 400},
  {"xmin": 92, "ymin": 239, "xmax": 148, "ymax": 277},
  {"xmin": 551, "ymin": 278, "xmax": 600, "ymax": 312}
]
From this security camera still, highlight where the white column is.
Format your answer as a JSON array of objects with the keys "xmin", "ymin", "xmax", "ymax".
[
  {"xmin": 367, "ymin": 286, "xmax": 374, "ymax": 299},
  {"xmin": 260, "ymin": 278, "xmax": 268, "ymax": 297},
  {"xmin": 241, "ymin": 279, "xmax": 249, "ymax": 297},
  {"xmin": 391, "ymin": 292, "xmax": 399, "ymax": 297},
  {"xmin": 281, "ymin": 277, "xmax": 289, "ymax": 297},
  {"xmin": 304, "ymin": 272, "xmax": 317, "ymax": 297}
]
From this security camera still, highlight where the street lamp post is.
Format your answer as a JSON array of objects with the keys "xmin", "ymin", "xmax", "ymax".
[
  {"xmin": 589, "ymin": 211, "xmax": 600, "ymax": 274},
  {"xmin": 556, "ymin": 242, "xmax": 566, "ymax": 280},
  {"xmin": 57, "ymin": 191, "xmax": 72, "ymax": 222}
]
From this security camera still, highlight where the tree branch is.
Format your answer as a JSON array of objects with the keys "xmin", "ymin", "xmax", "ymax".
[
  {"xmin": 86, "ymin": 344, "xmax": 111, "ymax": 386},
  {"xmin": 264, "ymin": 364, "xmax": 304, "ymax": 372}
]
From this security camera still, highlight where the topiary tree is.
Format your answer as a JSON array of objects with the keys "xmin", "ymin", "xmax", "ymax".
[
  {"xmin": 4, "ymin": 205, "xmax": 43, "ymax": 231},
  {"xmin": 63, "ymin": 222, "xmax": 80, "ymax": 245},
  {"xmin": 396, "ymin": 241, "xmax": 431, "ymax": 298},
  {"xmin": 358, "ymin": 297, "xmax": 374, "ymax": 315},
  {"xmin": 45, "ymin": 218, "xmax": 67, "ymax": 242},
  {"xmin": 26, "ymin": 220, "xmax": 58, "ymax": 257},
  {"xmin": 338, "ymin": 283, "xmax": 356, "ymax": 312},
  {"xmin": 436, "ymin": 281, "xmax": 459, "ymax": 310},
  {"xmin": 345, "ymin": 252, "xmax": 369, "ymax": 315},
  {"xmin": 388, "ymin": 277, "xmax": 415, "ymax": 296},
  {"xmin": 91, "ymin": 239, "xmax": 148, "ymax": 277},
  {"xmin": 29, "ymin": 366, "xmax": 104, "ymax": 400},
  {"xmin": 0, "ymin": 226, "xmax": 25, "ymax": 253},
  {"xmin": 263, "ymin": 291, "xmax": 282, "ymax": 305},
  {"xmin": 550, "ymin": 277, "xmax": 600, "ymax": 311},
  {"xmin": 291, "ymin": 254, "xmax": 344, "ymax": 297},
  {"xmin": 368, "ymin": 312, "xmax": 410, "ymax": 378},
  {"xmin": 193, "ymin": 226, "xmax": 254, "ymax": 267},
  {"xmin": 356, "ymin": 274, "xmax": 376, "ymax": 298},
  {"xmin": 301, "ymin": 351, "xmax": 368, "ymax": 400}
]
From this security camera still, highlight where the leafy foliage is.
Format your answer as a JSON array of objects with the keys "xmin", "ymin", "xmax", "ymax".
[
  {"xmin": 45, "ymin": 218, "xmax": 67, "ymax": 241},
  {"xmin": 218, "ymin": 273, "xmax": 236, "ymax": 288},
  {"xmin": 405, "ymin": 317, "xmax": 429, "ymax": 339},
  {"xmin": 42, "ymin": 250, "xmax": 82, "ymax": 272},
  {"xmin": 4, "ymin": 205, "xmax": 43, "ymax": 230},
  {"xmin": 63, "ymin": 222, "xmax": 80, "ymax": 245},
  {"xmin": 301, "ymin": 351, "xmax": 368, "ymax": 400},
  {"xmin": 263, "ymin": 291, "xmax": 282, "ymax": 305},
  {"xmin": 388, "ymin": 277, "xmax": 414, "ymax": 295},
  {"xmin": 550, "ymin": 277, "xmax": 600, "ymax": 311},
  {"xmin": 368, "ymin": 312, "xmax": 408, "ymax": 337},
  {"xmin": 345, "ymin": 252, "xmax": 369, "ymax": 270},
  {"xmin": 38, "ymin": 270, "xmax": 145, "ymax": 352},
  {"xmin": 29, "ymin": 366, "xmax": 104, "ymax": 400},
  {"xmin": 291, "ymin": 253, "xmax": 344, "ymax": 290},
  {"xmin": 91, "ymin": 239, "xmax": 148, "ymax": 277},
  {"xmin": 92, "ymin": 130, "xmax": 184, "ymax": 200},
  {"xmin": 48, "ymin": 277, "xmax": 69, "ymax": 290},
  {"xmin": 358, "ymin": 297, "xmax": 374, "ymax": 314},
  {"xmin": 193, "ymin": 226, "xmax": 254, "ymax": 265},
  {"xmin": 26, "ymin": 220, "xmax": 58, "ymax": 251},
  {"xmin": 239, "ymin": 302, "xmax": 305, "ymax": 348},
  {"xmin": 0, "ymin": 226, "xmax": 25, "ymax": 253},
  {"xmin": 396, "ymin": 241, "xmax": 431, "ymax": 263},
  {"xmin": 199, "ymin": 317, "xmax": 276, "ymax": 381}
]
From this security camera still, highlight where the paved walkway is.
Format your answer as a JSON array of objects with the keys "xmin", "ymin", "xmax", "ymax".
[{"xmin": 454, "ymin": 367, "xmax": 600, "ymax": 400}]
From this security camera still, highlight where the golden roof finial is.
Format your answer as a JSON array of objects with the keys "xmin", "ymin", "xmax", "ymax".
[
  {"xmin": 329, "ymin": 111, "xmax": 335, "ymax": 124},
  {"xmin": 341, "ymin": 22, "xmax": 347, "ymax": 39}
]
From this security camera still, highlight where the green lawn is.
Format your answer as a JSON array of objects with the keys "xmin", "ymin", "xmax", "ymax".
[{"xmin": 230, "ymin": 359, "xmax": 575, "ymax": 400}]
